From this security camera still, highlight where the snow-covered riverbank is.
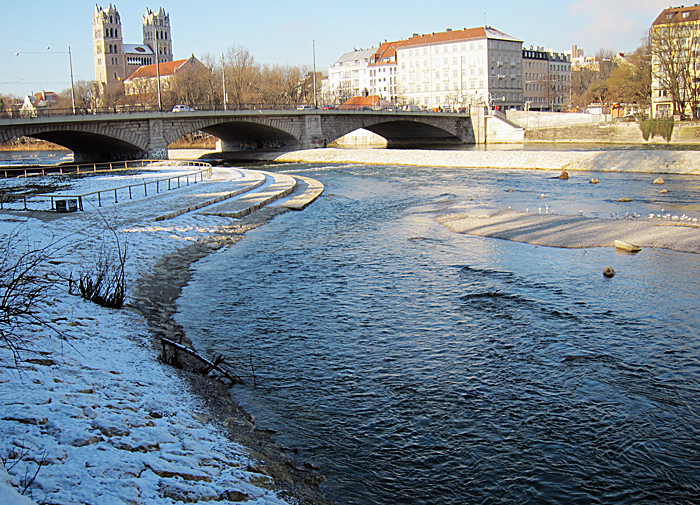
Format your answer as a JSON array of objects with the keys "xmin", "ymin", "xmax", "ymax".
[{"xmin": 0, "ymin": 164, "xmax": 328, "ymax": 504}]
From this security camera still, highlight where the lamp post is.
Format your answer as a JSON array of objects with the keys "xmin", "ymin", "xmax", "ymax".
[
  {"xmin": 155, "ymin": 42, "xmax": 162, "ymax": 111},
  {"xmin": 68, "ymin": 46, "xmax": 76, "ymax": 114},
  {"xmin": 221, "ymin": 52, "xmax": 227, "ymax": 110},
  {"xmin": 312, "ymin": 40, "xmax": 317, "ymax": 108}
]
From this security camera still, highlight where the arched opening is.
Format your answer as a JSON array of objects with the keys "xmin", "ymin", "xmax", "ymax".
[
  {"xmin": 24, "ymin": 131, "xmax": 147, "ymax": 163},
  {"xmin": 329, "ymin": 120, "xmax": 465, "ymax": 149},
  {"xmin": 200, "ymin": 121, "xmax": 300, "ymax": 157}
]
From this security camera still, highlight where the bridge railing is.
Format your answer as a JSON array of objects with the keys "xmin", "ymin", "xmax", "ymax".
[
  {"xmin": 1, "ymin": 160, "xmax": 212, "ymax": 213},
  {"xmin": 0, "ymin": 103, "xmax": 471, "ymax": 119}
]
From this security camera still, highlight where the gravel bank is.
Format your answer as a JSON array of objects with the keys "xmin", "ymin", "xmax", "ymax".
[{"xmin": 436, "ymin": 210, "xmax": 700, "ymax": 254}]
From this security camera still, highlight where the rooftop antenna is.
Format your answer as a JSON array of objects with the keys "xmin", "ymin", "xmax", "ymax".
[{"xmin": 484, "ymin": 11, "xmax": 487, "ymax": 27}]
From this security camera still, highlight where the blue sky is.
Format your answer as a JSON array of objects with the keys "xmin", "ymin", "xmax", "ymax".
[{"xmin": 0, "ymin": 0, "xmax": 670, "ymax": 97}]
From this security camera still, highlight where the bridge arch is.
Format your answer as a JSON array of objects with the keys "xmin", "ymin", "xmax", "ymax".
[
  {"xmin": 27, "ymin": 130, "xmax": 147, "ymax": 162},
  {"xmin": 163, "ymin": 118, "xmax": 301, "ymax": 153},
  {"xmin": 320, "ymin": 115, "xmax": 474, "ymax": 148}
]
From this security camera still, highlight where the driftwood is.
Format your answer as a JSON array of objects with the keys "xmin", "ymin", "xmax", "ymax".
[{"xmin": 160, "ymin": 337, "xmax": 240, "ymax": 384}]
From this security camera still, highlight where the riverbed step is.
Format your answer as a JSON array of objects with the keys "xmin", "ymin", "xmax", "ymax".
[
  {"xmin": 279, "ymin": 175, "xmax": 324, "ymax": 211},
  {"xmin": 154, "ymin": 171, "xmax": 266, "ymax": 221},
  {"xmin": 198, "ymin": 171, "xmax": 297, "ymax": 219}
]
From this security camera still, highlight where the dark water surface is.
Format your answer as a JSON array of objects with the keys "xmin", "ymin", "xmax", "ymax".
[{"xmin": 177, "ymin": 163, "xmax": 700, "ymax": 504}]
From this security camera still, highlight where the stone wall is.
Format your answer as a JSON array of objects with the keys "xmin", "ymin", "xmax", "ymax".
[
  {"xmin": 506, "ymin": 110, "xmax": 611, "ymax": 128},
  {"xmin": 524, "ymin": 121, "xmax": 700, "ymax": 145}
]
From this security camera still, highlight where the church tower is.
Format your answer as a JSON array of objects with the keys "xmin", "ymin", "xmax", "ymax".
[
  {"xmin": 142, "ymin": 7, "xmax": 173, "ymax": 64},
  {"xmin": 92, "ymin": 4, "xmax": 126, "ymax": 88}
]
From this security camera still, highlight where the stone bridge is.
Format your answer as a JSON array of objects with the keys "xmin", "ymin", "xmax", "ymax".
[{"xmin": 0, "ymin": 109, "xmax": 482, "ymax": 163}]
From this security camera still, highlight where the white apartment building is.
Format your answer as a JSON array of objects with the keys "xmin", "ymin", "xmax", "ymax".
[
  {"xmin": 368, "ymin": 41, "xmax": 400, "ymax": 102},
  {"xmin": 325, "ymin": 47, "xmax": 377, "ymax": 103},
  {"xmin": 396, "ymin": 26, "xmax": 524, "ymax": 110}
]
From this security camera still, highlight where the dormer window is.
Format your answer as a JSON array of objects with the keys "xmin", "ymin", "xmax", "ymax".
[{"xmin": 683, "ymin": 11, "xmax": 690, "ymax": 18}]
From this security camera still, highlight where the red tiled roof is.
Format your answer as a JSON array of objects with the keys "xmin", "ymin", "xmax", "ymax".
[
  {"xmin": 369, "ymin": 40, "xmax": 404, "ymax": 67},
  {"xmin": 126, "ymin": 58, "xmax": 188, "ymax": 80},
  {"xmin": 339, "ymin": 95, "xmax": 386, "ymax": 109},
  {"xmin": 400, "ymin": 27, "xmax": 487, "ymax": 48}
]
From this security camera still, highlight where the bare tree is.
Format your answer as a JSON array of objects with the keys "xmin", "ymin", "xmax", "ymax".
[
  {"xmin": 0, "ymin": 226, "xmax": 66, "ymax": 367},
  {"xmin": 652, "ymin": 22, "xmax": 700, "ymax": 118},
  {"xmin": 225, "ymin": 46, "xmax": 259, "ymax": 107}
]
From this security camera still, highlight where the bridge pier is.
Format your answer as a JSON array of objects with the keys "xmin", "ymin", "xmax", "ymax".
[
  {"xmin": 299, "ymin": 115, "xmax": 327, "ymax": 149},
  {"xmin": 147, "ymin": 119, "xmax": 169, "ymax": 159}
]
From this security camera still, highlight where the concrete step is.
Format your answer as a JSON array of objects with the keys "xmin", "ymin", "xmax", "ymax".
[
  {"xmin": 198, "ymin": 171, "xmax": 297, "ymax": 219},
  {"xmin": 278, "ymin": 175, "xmax": 324, "ymax": 211},
  {"xmin": 154, "ymin": 170, "xmax": 266, "ymax": 221}
]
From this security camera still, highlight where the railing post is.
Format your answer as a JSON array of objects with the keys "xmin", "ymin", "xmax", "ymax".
[
  {"xmin": 168, "ymin": 179, "xmax": 171, "ymax": 191},
  {"xmin": 114, "ymin": 188, "xmax": 118, "ymax": 203},
  {"xmin": 23, "ymin": 196, "xmax": 27, "ymax": 210},
  {"xmin": 78, "ymin": 196, "xmax": 83, "ymax": 211},
  {"xmin": 50, "ymin": 196, "xmax": 54, "ymax": 210},
  {"xmin": 178, "ymin": 176, "xmax": 180, "ymax": 188},
  {"xmin": 129, "ymin": 186, "xmax": 132, "ymax": 199},
  {"xmin": 157, "ymin": 180, "xmax": 159, "ymax": 193},
  {"xmin": 98, "ymin": 192, "xmax": 102, "ymax": 207},
  {"xmin": 144, "ymin": 182, "xmax": 147, "ymax": 196}
]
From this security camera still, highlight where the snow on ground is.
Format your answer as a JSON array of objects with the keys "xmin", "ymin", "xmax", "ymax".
[{"xmin": 0, "ymin": 164, "xmax": 294, "ymax": 504}]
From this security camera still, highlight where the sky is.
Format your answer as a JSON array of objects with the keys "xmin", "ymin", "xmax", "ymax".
[{"xmin": 0, "ymin": 0, "xmax": 673, "ymax": 97}]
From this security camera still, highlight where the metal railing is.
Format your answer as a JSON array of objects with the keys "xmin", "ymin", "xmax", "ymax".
[
  {"xmin": 1, "ymin": 159, "xmax": 168, "ymax": 179},
  {"xmin": 0, "ymin": 102, "xmax": 470, "ymax": 119},
  {"xmin": 1, "ymin": 160, "xmax": 212, "ymax": 212}
]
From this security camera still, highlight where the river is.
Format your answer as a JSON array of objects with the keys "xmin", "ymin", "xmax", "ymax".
[{"xmin": 174, "ymin": 161, "xmax": 700, "ymax": 504}]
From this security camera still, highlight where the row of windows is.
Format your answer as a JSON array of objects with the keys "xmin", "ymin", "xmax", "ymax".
[
  {"xmin": 408, "ymin": 91, "xmax": 522, "ymax": 106},
  {"xmin": 369, "ymin": 67, "xmax": 396, "ymax": 76}
]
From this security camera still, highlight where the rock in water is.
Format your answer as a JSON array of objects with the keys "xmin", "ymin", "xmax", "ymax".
[
  {"xmin": 616, "ymin": 197, "xmax": 633, "ymax": 202},
  {"xmin": 603, "ymin": 266, "xmax": 616, "ymax": 278},
  {"xmin": 590, "ymin": 178, "xmax": 599, "ymax": 184},
  {"xmin": 653, "ymin": 177, "xmax": 665, "ymax": 185},
  {"xmin": 559, "ymin": 171, "xmax": 569, "ymax": 180},
  {"xmin": 660, "ymin": 189, "xmax": 668, "ymax": 194}
]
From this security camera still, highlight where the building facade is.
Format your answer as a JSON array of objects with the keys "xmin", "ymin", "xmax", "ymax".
[
  {"xmin": 324, "ymin": 48, "xmax": 377, "ymax": 104},
  {"xmin": 396, "ymin": 27, "xmax": 524, "ymax": 110},
  {"xmin": 522, "ymin": 47, "xmax": 571, "ymax": 111},
  {"xmin": 93, "ymin": 5, "xmax": 173, "ymax": 90},
  {"xmin": 368, "ymin": 41, "xmax": 401, "ymax": 103},
  {"xmin": 651, "ymin": 4, "xmax": 700, "ymax": 118}
]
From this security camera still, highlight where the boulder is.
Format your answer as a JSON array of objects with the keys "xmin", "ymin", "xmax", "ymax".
[
  {"xmin": 603, "ymin": 266, "xmax": 616, "ymax": 278},
  {"xmin": 589, "ymin": 178, "xmax": 599, "ymax": 184},
  {"xmin": 653, "ymin": 177, "xmax": 665, "ymax": 185},
  {"xmin": 616, "ymin": 197, "xmax": 633, "ymax": 202},
  {"xmin": 559, "ymin": 171, "xmax": 569, "ymax": 180}
]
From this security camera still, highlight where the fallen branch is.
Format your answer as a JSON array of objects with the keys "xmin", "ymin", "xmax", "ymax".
[{"xmin": 160, "ymin": 337, "xmax": 240, "ymax": 384}]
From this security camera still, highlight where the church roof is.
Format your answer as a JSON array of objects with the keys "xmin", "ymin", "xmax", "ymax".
[
  {"xmin": 123, "ymin": 44, "xmax": 154, "ymax": 55},
  {"xmin": 125, "ymin": 56, "xmax": 201, "ymax": 80}
]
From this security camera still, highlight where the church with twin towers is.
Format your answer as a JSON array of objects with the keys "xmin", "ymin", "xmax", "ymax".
[{"xmin": 92, "ymin": 4, "xmax": 173, "ymax": 89}]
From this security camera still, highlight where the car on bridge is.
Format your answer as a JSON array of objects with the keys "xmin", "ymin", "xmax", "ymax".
[
  {"xmin": 296, "ymin": 105, "xmax": 314, "ymax": 110},
  {"xmin": 172, "ymin": 105, "xmax": 194, "ymax": 112}
]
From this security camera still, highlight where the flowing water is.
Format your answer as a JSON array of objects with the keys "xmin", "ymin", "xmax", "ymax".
[{"xmin": 176, "ymin": 163, "xmax": 700, "ymax": 504}]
